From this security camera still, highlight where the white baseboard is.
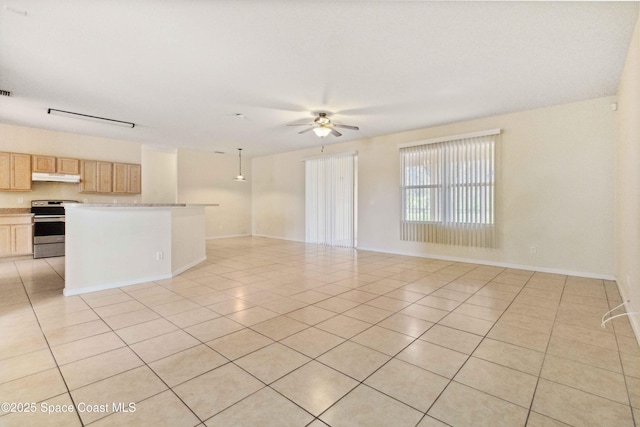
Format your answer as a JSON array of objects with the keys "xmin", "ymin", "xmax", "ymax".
[
  {"xmin": 206, "ymin": 234, "xmax": 251, "ymax": 240},
  {"xmin": 63, "ymin": 273, "xmax": 172, "ymax": 296},
  {"xmin": 251, "ymin": 233, "xmax": 306, "ymax": 243},
  {"xmin": 246, "ymin": 236, "xmax": 615, "ymax": 279},
  {"xmin": 171, "ymin": 256, "xmax": 207, "ymax": 276},
  {"xmin": 355, "ymin": 245, "xmax": 616, "ymax": 280}
]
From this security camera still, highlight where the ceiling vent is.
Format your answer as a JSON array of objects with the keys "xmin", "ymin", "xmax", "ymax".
[{"xmin": 0, "ymin": 89, "xmax": 12, "ymax": 97}]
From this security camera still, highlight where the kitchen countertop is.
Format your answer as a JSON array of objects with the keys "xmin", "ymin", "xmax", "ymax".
[
  {"xmin": 0, "ymin": 208, "xmax": 33, "ymax": 216},
  {"xmin": 64, "ymin": 203, "xmax": 219, "ymax": 207},
  {"xmin": 65, "ymin": 203, "xmax": 187, "ymax": 207}
]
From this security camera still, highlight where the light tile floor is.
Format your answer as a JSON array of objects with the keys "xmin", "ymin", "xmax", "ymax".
[{"xmin": 0, "ymin": 237, "xmax": 638, "ymax": 426}]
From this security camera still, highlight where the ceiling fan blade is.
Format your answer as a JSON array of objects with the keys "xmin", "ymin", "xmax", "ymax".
[
  {"xmin": 286, "ymin": 123, "xmax": 313, "ymax": 126},
  {"xmin": 298, "ymin": 127, "xmax": 316, "ymax": 134},
  {"xmin": 330, "ymin": 128, "xmax": 342, "ymax": 137},
  {"xmin": 333, "ymin": 124, "xmax": 359, "ymax": 131}
]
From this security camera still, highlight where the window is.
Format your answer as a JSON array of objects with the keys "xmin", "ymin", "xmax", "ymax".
[{"xmin": 399, "ymin": 130, "xmax": 499, "ymax": 248}]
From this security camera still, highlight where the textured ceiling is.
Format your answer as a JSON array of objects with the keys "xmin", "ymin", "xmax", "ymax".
[{"xmin": 0, "ymin": 1, "xmax": 637, "ymax": 157}]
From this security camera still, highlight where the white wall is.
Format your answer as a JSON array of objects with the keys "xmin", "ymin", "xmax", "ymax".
[
  {"xmin": 252, "ymin": 150, "xmax": 310, "ymax": 241},
  {"xmin": 252, "ymin": 96, "xmax": 616, "ymax": 278},
  {"xmin": 64, "ymin": 205, "xmax": 206, "ymax": 295},
  {"xmin": 615, "ymin": 11, "xmax": 640, "ymax": 339},
  {"xmin": 177, "ymin": 148, "xmax": 252, "ymax": 239},
  {"xmin": 171, "ymin": 206, "xmax": 206, "ymax": 274},
  {"xmin": 65, "ymin": 206, "xmax": 172, "ymax": 294},
  {"xmin": 141, "ymin": 146, "xmax": 178, "ymax": 203},
  {"xmin": 0, "ymin": 123, "xmax": 141, "ymax": 206}
]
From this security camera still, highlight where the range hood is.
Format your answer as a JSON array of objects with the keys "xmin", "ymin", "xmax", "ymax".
[{"xmin": 32, "ymin": 173, "xmax": 81, "ymax": 183}]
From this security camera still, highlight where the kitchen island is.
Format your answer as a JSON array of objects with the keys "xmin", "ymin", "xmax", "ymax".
[{"xmin": 63, "ymin": 203, "xmax": 212, "ymax": 296}]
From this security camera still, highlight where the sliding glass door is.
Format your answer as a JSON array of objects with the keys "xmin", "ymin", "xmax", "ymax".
[{"xmin": 305, "ymin": 153, "xmax": 357, "ymax": 248}]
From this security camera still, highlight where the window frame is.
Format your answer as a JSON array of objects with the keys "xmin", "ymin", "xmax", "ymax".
[{"xmin": 399, "ymin": 129, "xmax": 499, "ymax": 228}]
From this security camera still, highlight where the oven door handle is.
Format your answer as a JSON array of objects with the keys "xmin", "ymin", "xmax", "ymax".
[{"xmin": 34, "ymin": 217, "xmax": 65, "ymax": 223}]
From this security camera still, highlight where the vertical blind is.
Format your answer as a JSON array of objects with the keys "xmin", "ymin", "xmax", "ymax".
[
  {"xmin": 305, "ymin": 153, "xmax": 356, "ymax": 248},
  {"xmin": 400, "ymin": 131, "xmax": 498, "ymax": 248}
]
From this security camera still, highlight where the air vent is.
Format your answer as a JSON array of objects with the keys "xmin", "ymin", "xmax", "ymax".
[
  {"xmin": 214, "ymin": 151, "xmax": 225, "ymax": 154},
  {"xmin": 0, "ymin": 89, "xmax": 12, "ymax": 97}
]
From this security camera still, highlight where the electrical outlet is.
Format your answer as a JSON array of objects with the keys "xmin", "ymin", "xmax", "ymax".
[
  {"xmin": 83, "ymin": 198, "xmax": 88, "ymax": 203},
  {"xmin": 156, "ymin": 251, "xmax": 164, "ymax": 261},
  {"xmin": 530, "ymin": 246, "xmax": 537, "ymax": 254},
  {"xmin": 17, "ymin": 197, "xmax": 24, "ymax": 203}
]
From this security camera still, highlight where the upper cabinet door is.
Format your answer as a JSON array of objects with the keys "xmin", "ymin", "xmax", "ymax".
[
  {"xmin": 96, "ymin": 162, "xmax": 113, "ymax": 193},
  {"xmin": 112, "ymin": 163, "xmax": 129, "ymax": 193},
  {"xmin": 79, "ymin": 160, "xmax": 97, "ymax": 193},
  {"xmin": 32, "ymin": 155, "xmax": 56, "ymax": 173},
  {"xmin": 128, "ymin": 164, "xmax": 141, "ymax": 194},
  {"xmin": 10, "ymin": 154, "xmax": 32, "ymax": 191},
  {"xmin": 57, "ymin": 158, "xmax": 80, "ymax": 175},
  {"xmin": 0, "ymin": 152, "xmax": 31, "ymax": 191},
  {"xmin": 0, "ymin": 153, "xmax": 11, "ymax": 190}
]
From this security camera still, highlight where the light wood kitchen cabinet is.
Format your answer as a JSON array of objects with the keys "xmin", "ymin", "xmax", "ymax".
[
  {"xmin": 0, "ymin": 216, "xmax": 33, "ymax": 257},
  {"xmin": 129, "ymin": 164, "xmax": 141, "ymax": 194},
  {"xmin": 80, "ymin": 160, "xmax": 113, "ymax": 193},
  {"xmin": 97, "ymin": 162, "xmax": 113, "ymax": 193},
  {"xmin": 0, "ymin": 152, "xmax": 31, "ymax": 191},
  {"xmin": 0, "ymin": 226, "xmax": 10, "ymax": 257},
  {"xmin": 33, "ymin": 155, "xmax": 80, "ymax": 175},
  {"xmin": 56, "ymin": 157, "xmax": 80, "ymax": 174},
  {"xmin": 32, "ymin": 155, "xmax": 56, "ymax": 173},
  {"xmin": 12, "ymin": 224, "xmax": 32, "ymax": 255},
  {"xmin": 112, "ymin": 163, "xmax": 129, "ymax": 193},
  {"xmin": 79, "ymin": 160, "xmax": 97, "ymax": 192},
  {"xmin": 113, "ymin": 163, "xmax": 141, "ymax": 194}
]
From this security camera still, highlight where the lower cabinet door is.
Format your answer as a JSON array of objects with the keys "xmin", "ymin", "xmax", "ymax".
[
  {"xmin": 0, "ymin": 225, "xmax": 11, "ymax": 257},
  {"xmin": 12, "ymin": 224, "xmax": 33, "ymax": 255}
]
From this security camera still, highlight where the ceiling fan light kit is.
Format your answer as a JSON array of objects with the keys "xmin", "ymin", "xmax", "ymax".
[
  {"xmin": 313, "ymin": 126, "xmax": 332, "ymax": 138},
  {"xmin": 288, "ymin": 112, "xmax": 359, "ymax": 139}
]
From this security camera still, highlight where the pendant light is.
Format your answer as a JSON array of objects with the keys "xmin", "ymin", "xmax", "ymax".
[{"xmin": 234, "ymin": 148, "xmax": 246, "ymax": 181}]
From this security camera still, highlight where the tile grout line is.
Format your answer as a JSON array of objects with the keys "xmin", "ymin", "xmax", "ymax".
[
  {"xmin": 605, "ymin": 280, "xmax": 638, "ymax": 425},
  {"xmin": 2, "ymin": 241, "xmax": 637, "ymax": 426},
  {"xmin": 424, "ymin": 268, "xmax": 543, "ymax": 425},
  {"xmin": 11, "ymin": 259, "xmax": 85, "ymax": 427},
  {"xmin": 187, "ymin": 261, "xmax": 460, "ymax": 424},
  {"xmin": 74, "ymin": 289, "xmax": 207, "ymax": 426},
  {"xmin": 101, "ymin": 273, "xmax": 339, "ymax": 424},
  {"xmin": 411, "ymin": 266, "xmax": 519, "ymax": 426},
  {"xmin": 523, "ymin": 273, "xmax": 568, "ymax": 426},
  {"xmin": 178, "ymin": 249, "xmax": 636, "ymax": 426},
  {"xmin": 305, "ymin": 265, "xmax": 501, "ymax": 424}
]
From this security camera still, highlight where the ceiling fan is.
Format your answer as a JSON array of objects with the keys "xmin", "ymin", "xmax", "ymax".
[{"xmin": 287, "ymin": 112, "xmax": 359, "ymax": 138}]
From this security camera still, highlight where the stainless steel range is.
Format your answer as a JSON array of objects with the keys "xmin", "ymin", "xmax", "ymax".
[{"xmin": 31, "ymin": 200, "xmax": 77, "ymax": 258}]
